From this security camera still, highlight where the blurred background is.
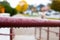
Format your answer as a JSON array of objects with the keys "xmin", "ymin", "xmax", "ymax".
[
  {"xmin": 0, "ymin": 0, "xmax": 60, "ymax": 40},
  {"xmin": 0, "ymin": 0, "xmax": 60, "ymax": 20}
]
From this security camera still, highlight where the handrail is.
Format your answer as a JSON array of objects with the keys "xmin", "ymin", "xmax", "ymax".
[{"xmin": 0, "ymin": 17, "xmax": 60, "ymax": 27}]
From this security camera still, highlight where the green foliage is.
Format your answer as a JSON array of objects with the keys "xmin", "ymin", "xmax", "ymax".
[
  {"xmin": 0, "ymin": 1, "xmax": 17, "ymax": 16},
  {"xmin": 51, "ymin": 0, "xmax": 60, "ymax": 12}
]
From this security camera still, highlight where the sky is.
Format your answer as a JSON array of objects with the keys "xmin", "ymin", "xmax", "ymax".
[{"xmin": 0, "ymin": 0, "xmax": 52, "ymax": 8}]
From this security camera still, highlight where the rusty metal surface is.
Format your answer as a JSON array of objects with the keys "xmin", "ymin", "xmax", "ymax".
[{"xmin": 0, "ymin": 17, "xmax": 60, "ymax": 27}]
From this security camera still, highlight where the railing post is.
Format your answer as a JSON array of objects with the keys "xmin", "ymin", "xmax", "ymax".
[
  {"xmin": 10, "ymin": 28, "xmax": 13, "ymax": 40},
  {"xmin": 39, "ymin": 27, "xmax": 41, "ymax": 40},
  {"xmin": 35, "ymin": 27, "xmax": 36, "ymax": 39},
  {"xmin": 35, "ymin": 27, "xmax": 42, "ymax": 40},
  {"xmin": 47, "ymin": 27, "xmax": 49, "ymax": 40},
  {"xmin": 59, "ymin": 27, "xmax": 60, "ymax": 40}
]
